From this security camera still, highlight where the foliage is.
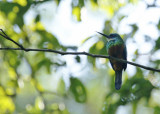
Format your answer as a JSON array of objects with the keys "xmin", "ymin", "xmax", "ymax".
[{"xmin": 0, "ymin": 0, "xmax": 160, "ymax": 114}]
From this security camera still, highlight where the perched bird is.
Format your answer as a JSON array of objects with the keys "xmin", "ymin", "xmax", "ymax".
[{"xmin": 97, "ymin": 32, "xmax": 127, "ymax": 90}]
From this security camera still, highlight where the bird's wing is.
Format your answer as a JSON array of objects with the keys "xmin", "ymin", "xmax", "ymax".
[
  {"xmin": 123, "ymin": 46, "xmax": 127, "ymax": 71},
  {"xmin": 109, "ymin": 60, "xmax": 115, "ymax": 71}
]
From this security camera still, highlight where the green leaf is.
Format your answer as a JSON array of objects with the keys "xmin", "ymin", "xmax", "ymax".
[
  {"xmin": 70, "ymin": 77, "xmax": 87, "ymax": 103},
  {"xmin": 87, "ymin": 41, "xmax": 107, "ymax": 66},
  {"xmin": 102, "ymin": 76, "xmax": 154, "ymax": 114},
  {"xmin": 121, "ymin": 77, "xmax": 154, "ymax": 100},
  {"xmin": 78, "ymin": 0, "xmax": 84, "ymax": 8},
  {"xmin": 56, "ymin": 0, "xmax": 61, "ymax": 5},
  {"xmin": 35, "ymin": 14, "xmax": 40, "ymax": 22},
  {"xmin": 154, "ymin": 106, "xmax": 160, "ymax": 114},
  {"xmin": 104, "ymin": 21, "xmax": 114, "ymax": 35},
  {"xmin": 75, "ymin": 56, "xmax": 81, "ymax": 63},
  {"xmin": 129, "ymin": 24, "xmax": 138, "ymax": 37},
  {"xmin": 72, "ymin": 0, "xmax": 84, "ymax": 8},
  {"xmin": 37, "ymin": 30, "xmax": 61, "ymax": 49},
  {"xmin": 88, "ymin": 43, "xmax": 96, "ymax": 66},
  {"xmin": 155, "ymin": 37, "xmax": 160, "ymax": 50},
  {"xmin": 157, "ymin": 19, "xmax": 160, "ymax": 30},
  {"xmin": 92, "ymin": 0, "xmax": 97, "ymax": 4}
]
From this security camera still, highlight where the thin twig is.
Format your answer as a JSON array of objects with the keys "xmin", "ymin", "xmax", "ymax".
[
  {"xmin": 0, "ymin": 29, "xmax": 27, "ymax": 51},
  {"xmin": 0, "ymin": 29, "xmax": 159, "ymax": 72}
]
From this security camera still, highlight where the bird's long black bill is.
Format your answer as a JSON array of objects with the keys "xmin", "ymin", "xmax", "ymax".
[{"xmin": 96, "ymin": 31, "xmax": 110, "ymax": 39}]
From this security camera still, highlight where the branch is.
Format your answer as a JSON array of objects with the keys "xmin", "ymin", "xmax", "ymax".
[
  {"xmin": 0, "ymin": 29, "xmax": 160, "ymax": 72},
  {"xmin": 0, "ymin": 47, "xmax": 159, "ymax": 72},
  {"xmin": 0, "ymin": 29, "xmax": 27, "ymax": 51}
]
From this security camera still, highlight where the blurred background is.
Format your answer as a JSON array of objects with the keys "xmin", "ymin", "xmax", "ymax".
[{"xmin": 0, "ymin": 0, "xmax": 160, "ymax": 114}]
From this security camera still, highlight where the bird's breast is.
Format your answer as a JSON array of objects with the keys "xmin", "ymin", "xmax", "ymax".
[
  {"xmin": 108, "ymin": 44, "xmax": 125, "ymax": 71},
  {"xmin": 108, "ymin": 44, "xmax": 124, "ymax": 58}
]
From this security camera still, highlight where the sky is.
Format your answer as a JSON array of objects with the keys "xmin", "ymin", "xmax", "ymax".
[{"xmin": 42, "ymin": 0, "xmax": 106, "ymax": 46}]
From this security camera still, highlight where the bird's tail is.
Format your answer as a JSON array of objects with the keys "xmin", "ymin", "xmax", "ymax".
[{"xmin": 115, "ymin": 71, "xmax": 122, "ymax": 90}]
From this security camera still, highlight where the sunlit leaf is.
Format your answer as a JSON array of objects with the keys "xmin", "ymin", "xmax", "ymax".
[
  {"xmin": 129, "ymin": 0, "xmax": 138, "ymax": 4},
  {"xmin": 57, "ymin": 78, "xmax": 65, "ymax": 95},
  {"xmin": 0, "ymin": 95, "xmax": 15, "ymax": 113},
  {"xmin": 106, "ymin": 6, "xmax": 114, "ymax": 17},
  {"xmin": 14, "ymin": 0, "xmax": 27, "ymax": 7},
  {"xmin": 36, "ymin": 22, "xmax": 45, "ymax": 30},
  {"xmin": 36, "ymin": 82, "xmax": 44, "ymax": 93},
  {"xmin": 72, "ymin": 7, "xmax": 81, "ymax": 21},
  {"xmin": 35, "ymin": 97, "xmax": 44, "ymax": 110},
  {"xmin": 81, "ymin": 36, "xmax": 93, "ymax": 44},
  {"xmin": 96, "ymin": 41, "xmax": 104, "ymax": 50}
]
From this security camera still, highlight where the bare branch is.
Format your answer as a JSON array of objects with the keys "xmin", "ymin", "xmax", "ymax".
[
  {"xmin": 0, "ymin": 29, "xmax": 27, "ymax": 51},
  {"xmin": 0, "ymin": 47, "xmax": 159, "ymax": 72},
  {"xmin": 0, "ymin": 29, "xmax": 159, "ymax": 72}
]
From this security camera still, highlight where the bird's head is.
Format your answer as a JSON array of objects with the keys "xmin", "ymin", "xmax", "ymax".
[{"xmin": 96, "ymin": 32, "xmax": 120, "ymax": 41}]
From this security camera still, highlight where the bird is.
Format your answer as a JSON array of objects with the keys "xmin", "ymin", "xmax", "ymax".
[{"xmin": 97, "ymin": 32, "xmax": 127, "ymax": 90}]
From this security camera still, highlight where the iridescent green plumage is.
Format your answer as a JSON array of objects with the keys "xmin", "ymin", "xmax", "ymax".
[
  {"xmin": 97, "ymin": 32, "xmax": 127, "ymax": 90},
  {"xmin": 106, "ymin": 36, "xmax": 124, "ymax": 50}
]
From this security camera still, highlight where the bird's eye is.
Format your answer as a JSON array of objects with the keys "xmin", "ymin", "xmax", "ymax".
[
  {"xmin": 109, "ymin": 34, "xmax": 118, "ymax": 38},
  {"xmin": 110, "ymin": 34, "xmax": 115, "ymax": 37}
]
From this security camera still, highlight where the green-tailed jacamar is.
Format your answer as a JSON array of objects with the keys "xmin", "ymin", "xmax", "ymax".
[{"xmin": 97, "ymin": 32, "xmax": 127, "ymax": 90}]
